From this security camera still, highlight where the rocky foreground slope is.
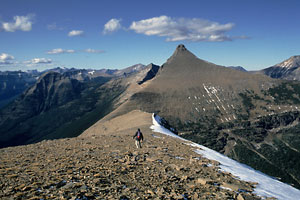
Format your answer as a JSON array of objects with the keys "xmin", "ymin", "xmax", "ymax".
[{"xmin": 0, "ymin": 111, "xmax": 264, "ymax": 200}]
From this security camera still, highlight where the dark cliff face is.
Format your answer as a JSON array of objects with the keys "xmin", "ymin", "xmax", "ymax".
[
  {"xmin": 0, "ymin": 64, "xmax": 147, "ymax": 149},
  {"xmin": 25, "ymin": 72, "xmax": 82, "ymax": 113},
  {"xmin": 0, "ymin": 71, "xmax": 37, "ymax": 108},
  {"xmin": 6, "ymin": 71, "xmax": 83, "ymax": 118},
  {"xmin": 0, "ymin": 72, "xmax": 84, "ymax": 147},
  {"xmin": 138, "ymin": 63, "xmax": 160, "ymax": 85}
]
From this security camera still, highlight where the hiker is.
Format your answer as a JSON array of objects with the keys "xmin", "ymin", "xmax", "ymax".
[{"xmin": 133, "ymin": 128, "xmax": 144, "ymax": 148}]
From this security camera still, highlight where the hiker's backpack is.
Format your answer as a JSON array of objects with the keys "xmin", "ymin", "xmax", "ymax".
[{"xmin": 137, "ymin": 131, "xmax": 141, "ymax": 140}]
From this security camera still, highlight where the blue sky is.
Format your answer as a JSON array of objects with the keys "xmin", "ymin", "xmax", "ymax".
[{"xmin": 0, "ymin": 0, "xmax": 300, "ymax": 71}]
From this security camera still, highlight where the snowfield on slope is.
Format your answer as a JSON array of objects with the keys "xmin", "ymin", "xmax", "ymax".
[{"xmin": 150, "ymin": 113, "xmax": 300, "ymax": 200}]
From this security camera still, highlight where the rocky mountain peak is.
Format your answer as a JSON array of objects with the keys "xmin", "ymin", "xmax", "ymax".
[
  {"xmin": 172, "ymin": 44, "xmax": 188, "ymax": 56},
  {"xmin": 176, "ymin": 44, "xmax": 187, "ymax": 52},
  {"xmin": 167, "ymin": 44, "xmax": 197, "ymax": 64},
  {"xmin": 276, "ymin": 55, "xmax": 300, "ymax": 69},
  {"xmin": 138, "ymin": 63, "xmax": 160, "ymax": 85},
  {"xmin": 261, "ymin": 55, "xmax": 300, "ymax": 80},
  {"xmin": 25, "ymin": 71, "xmax": 82, "ymax": 113}
]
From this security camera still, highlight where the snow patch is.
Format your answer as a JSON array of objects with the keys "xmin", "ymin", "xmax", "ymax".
[
  {"xmin": 150, "ymin": 114, "xmax": 182, "ymax": 140},
  {"xmin": 221, "ymin": 105, "xmax": 226, "ymax": 111},
  {"xmin": 88, "ymin": 70, "xmax": 95, "ymax": 75},
  {"xmin": 219, "ymin": 186, "xmax": 233, "ymax": 191},
  {"xmin": 151, "ymin": 134, "xmax": 161, "ymax": 138},
  {"xmin": 150, "ymin": 113, "xmax": 300, "ymax": 200}
]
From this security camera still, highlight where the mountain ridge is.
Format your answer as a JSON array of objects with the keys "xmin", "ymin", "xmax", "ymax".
[
  {"xmin": 261, "ymin": 55, "xmax": 300, "ymax": 80},
  {"xmin": 0, "ymin": 64, "xmax": 146, "ymax": 108}
]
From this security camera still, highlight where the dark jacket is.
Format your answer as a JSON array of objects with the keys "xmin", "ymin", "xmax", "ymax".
[{"xmin": 133, "ymin": 130, "xmax": 143, "ymax": 141}]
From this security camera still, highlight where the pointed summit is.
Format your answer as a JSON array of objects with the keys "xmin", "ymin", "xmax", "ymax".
[
  {"xmin": 172, "ymin": 44, "xmax": 190, "ymax": 56},
  {"xmin": 167, "ymin": 44, "xmax": 197, "ymax": 64},
  {"xmin": 176, "ymin": 44, "xmax": 187, "ymax": 51}
]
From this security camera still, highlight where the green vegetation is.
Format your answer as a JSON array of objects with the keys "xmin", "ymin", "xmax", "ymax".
[
  {"xmin": 231, "ymin": 141, "xmax": 300, "ymax": 188},
  {"xmin": 184, "ymin": 130, "xmax": 227, "ymax": 152},
  {"xmin": 179, "ymin": 110, "xmax": 300, "ymax": 189},
  {"xmin": 281, "ymin": 126, "xmax": 300, "ymax": 152},
  {"xmin": 258, "ymin": 140, "xmax": 300, "ymax": 185},
  {"xmin": 231, "ymin": 127, "xmax": 266, "ymax": 143},
  {"xmin": 239, "ymin": 92, "xmax": 255, "ymax": 111},
  {"xmin": 180, "ymin": 118, "xmax": 228, "ymax": 152},
  {"xmin": 268, "ymin": 82, "xmax": 300, "ymax": 104}
]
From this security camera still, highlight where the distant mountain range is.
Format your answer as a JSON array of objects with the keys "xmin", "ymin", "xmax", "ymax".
[
  {"xmin": 0, "ymin": 64, "xmax": 146, "ymax": 108},
  {"xmin": 227, "ymin": 66, "xmax": 247, "ymax": 72},
  {"xmin": 228, "ymin": 56, "xmax": 300, "ymax": 82},
  {"xmin": 3, "ymin": 53, "xmax": 300, "ymax": 110}
]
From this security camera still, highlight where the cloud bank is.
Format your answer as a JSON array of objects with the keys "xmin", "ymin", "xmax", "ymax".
[
  {"xmin": 0, "ymin": 53, "xmax": 15, "ymax": 64},
  {"xmin": 103, "ymin": 18, "xmax": 122, "ymax": 34},
  {"xmin": 68, "ymin": 30, "xmax": 84, "ymax": 37},
  {"xmin": 47, "ymin": 48, "xmax": 75, "ymax": 54},
  {"xmin": 47, "ymin": 22, "xmax": 64, "ymax": 31},
  {"xmin": 129, "ymin": 16, "xmax": 236, "ymax": 42},
  {"xmin": 26, "ymin": 58, "xmax": 52, "ymax": 64},
  {"xmin": 2, "ymin": 14, "xmax": 34, "ymax": 32},
  {"xmin": 84, "ymin": 48, "xmax": 105, "ymax": 53}
]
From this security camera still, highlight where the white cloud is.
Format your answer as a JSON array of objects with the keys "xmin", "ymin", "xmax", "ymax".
[
  {"xmin": 103, "ymin": 18, "xmax": 122, "ymax": 34},
  {"xmin": 84, "ymin": 48, "xmax": 105, "ymax": 53},
  {"xmin": 26, "ymin": 58, "xmax": 52, "ymax": 64},
  {"xmin": 0, "ymin": 53, "xmax": 14, "ymax": 64},
  {"xmin": 2, "ymin": 14, "xmax": 34, "ymax": 32},
  {"xmin": 129, "ymin": 16, "xmax": 239, "ymax": 42},
  {"xmin": 47, "ymin": 48, "xmax": 75, "ymax": 54},
  {"xmin": 68, "ymin": 30, "xmax": 84, "ymax": 37},
  {"xmin": 47, "ymin": 22, "xmax": 64, "ymax": 31}
]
